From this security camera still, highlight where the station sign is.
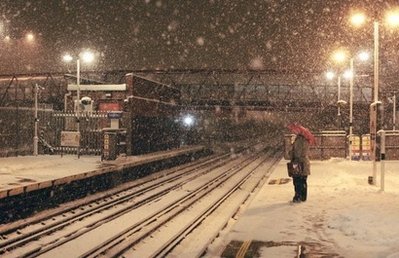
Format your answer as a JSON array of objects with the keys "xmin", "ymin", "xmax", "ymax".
[
  {"xmin": 61, "ymin": 131, "xmax": 81, "ymax": 147},
  {"xmin": 107, "ymin": 111, "xmax": 123, "ymax": 119}
]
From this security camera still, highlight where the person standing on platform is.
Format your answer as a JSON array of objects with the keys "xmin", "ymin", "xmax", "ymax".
[{"xmin": 288, "ymin": 123, "xmax": 315, "ymax": 203}]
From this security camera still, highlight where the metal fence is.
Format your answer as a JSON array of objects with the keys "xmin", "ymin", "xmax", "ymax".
[
  {"xmin": 381, "ymin": 131, "xmax": 399, "ymax": 160},
  {"xmin": 284, "ymin": 131, "xmax": 347, "ymax": 160},
  {"xmin": 41, "ymin": 111, "xmax": 109, "ymax": 155},
  {"xmin": 285, "ymin": 131, "xmax": 399, "ymax": 161},
  {"xmin": 0, "ymin": 108, "xmax": 114, "ymax": 157},
  {"xmin": 0, "ymin": 107, "xmax": 34, "ymax": 156}
]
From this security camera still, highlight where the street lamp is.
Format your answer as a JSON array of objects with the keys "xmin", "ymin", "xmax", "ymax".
[
  {"xmin": 326, "ymin": 70, "xmax": 342, "ymax": 126},
  {"xmin": 25, "ymin": 32, "xmax": 34, "ymax": 43},
  {"xmin": 347, "ymin": 51, "xmax": 370, "ymax": 160},
  {"xmin": 33, "ymin": 84, "xmax": 44, "ymax": 156},
  {"xmin": 62, "ymin": 50, "xmax": 95, "ymax": 156},
  {"xmin": 63, "ymin": 51, "xmax": 95, "ymax": 114},
  {"xmin": 350, "ymin": 9, "xmax": 399, "ymax": 184},
  {"xmin": 329, "ymin": 50, "xmax": 350, "ymax": 128}
]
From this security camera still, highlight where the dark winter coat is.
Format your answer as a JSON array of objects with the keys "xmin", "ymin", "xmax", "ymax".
[{"xmin": 290, "ymin": 134, "xmax": 311, "ymax": 176}]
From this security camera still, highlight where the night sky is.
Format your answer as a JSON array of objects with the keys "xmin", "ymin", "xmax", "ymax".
[{"xmin": 0, "ymin": 0, "xmax": 398, "ymax": 74}]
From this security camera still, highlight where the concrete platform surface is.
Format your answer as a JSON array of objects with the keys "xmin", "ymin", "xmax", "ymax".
[
  {"xmin": 0, "ymin": 146, "xmax": 205, "ymax": 199},
  {"xmin": 208, "ymin": 159, "xmax": 399, "ymax": 258}
]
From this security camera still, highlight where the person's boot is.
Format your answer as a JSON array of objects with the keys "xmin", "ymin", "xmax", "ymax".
[
  {"xmin": 301, "ymin": 184, "xmax": 307, "ymax": 202},
  {"xmin": 292, "ymin": 194, "xmax": 301, "ymax": 203}
]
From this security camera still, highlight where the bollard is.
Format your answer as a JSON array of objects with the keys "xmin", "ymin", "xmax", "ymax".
[
  {"xmin": 368, "ymin": 176, "xmax": 374, "ymax": 185},
  {"xmin": 378, "ymin": 130, "xmax": 386, "ymax": 191}
]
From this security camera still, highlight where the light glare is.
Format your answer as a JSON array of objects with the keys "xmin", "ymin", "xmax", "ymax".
[
  {"xmin": 63, "ymin": 54, "xmax": 73, "ymax": 63},
  {"xmin": 183, "ymin": 115, "xmax": 194, "ymax": 127},
  {"xmin": 81, "ymin": 51, "xmax": 94, "ymax": 63},
  {"xmin": 343, "ymin": 69, "xmax": 353, "ymax": 79},
  {"xmin": 358, "ymin": 51, "xmax": 370, "ymax": 62},
  {"xmin": 326, "ymin": 71, "xmax": 335, "ymax": 80},
  {"xmin": 332, "ymin": 50, "xmax": 347, "ymax": 63},
  {"xmin": 26, "ymin": 33, "xmax": 34, "ymax": 42},
  {"xmin": 350, "ymin": 12, "xmax": 366, "ymax": 27},
  {"xmin": 386, "ymin": 10, "xmax": 399, "ymax": 27}
]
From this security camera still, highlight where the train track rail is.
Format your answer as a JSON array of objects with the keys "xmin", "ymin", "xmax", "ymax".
[{"xmin": 0, "ymin": 142, "xmax": 282, "ymax": 257}]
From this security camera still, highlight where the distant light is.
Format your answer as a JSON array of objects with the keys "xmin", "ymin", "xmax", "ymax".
[
  {"xmin": 183, "ymin": 115, "xmax": 195, "ymax": 127},
  {"xmin": 343, "ymin": 69, "xmax": 353, "ymax": 79},
  {"xmin": 358, "ymin": 51, "xmax": 370, "ymax": 62},
  {"xmin": 26, "ymin": 33, "xmax": 34, "ymax": 42},
  {"xmin": 350, "ymin": 12, "xmax": 367, "ymax": 27},
  {"xmin": 326, "ymin": 71, "xmax": 335, "ymax": 80},
  {"xmin": 81, "ymin": 51, "xmax": 95, "ymax": 63},
  {"xmin": 386, "ymin": 10, "xmax": 399, "ymax": 27},
  {"xmin": 4, "ymin": 35, "xmax": 10, "ymax": 42},
  {"xmin": 63, "ymin": 54, "xmax": 73, "ymax": 62},
  {"xmin": 332, "ymin": 50, "xmax": 347, "ymax": 64}
]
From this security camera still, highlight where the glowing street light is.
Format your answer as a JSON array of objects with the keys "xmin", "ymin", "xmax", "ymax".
[
  {"xmin": 329, "ymin": 50, "xmax": 351, "ymax": 127},
  {"xmin": 25, "ymin": 32, "xmax": 34, "ymax": 42},
  {"xmin": 349, "ymin": 9, "xmax": 399, "ymax": 184},
  {"xmin": 343, "ymin": 69, "xmax": 353, "ymax": 79},
  {"xmin": 62, "ymin": 54, "xmax": 73, "ymax": 63},
  {"xmin": 81, "ymin": 51, "xmax": 94, "ymax": 63},
  {"xmin": 62, "ymin": 50, "xmax": 95, "ymax": 156},
  {"xmin": 332, "ymin": 50, "xmax": 347, "ymax": 64},
  {"xmin": 347, "ymin": 51, "xmax": 370, "ymax": 160},
  {"xmin": 386, "ymin": 10, "xmax": 399, "ymax": 27},
  {"xmin": 183, "ymin": 115, "xmax": 195, "ymax": 127},
  {"xmin": 326, "ymin": 68, "xmax": 344, "ymax": 124},
  {"xmin": 62, "ymin": 50, "xmax": 95, "ymax": 113},
  {"xmin": 350, "ymin": 12, "xmax": 367, "ymax": 27},
  {"xmin": 358, "ymin": 51, "xmax": 370, "ymax": 62},
  {"xmin": 350, "ymin": 10, "xmax": 399, "ymax": 103},
  {"xmin": 325, "ymin": 71, "xmax": 335, "ymax": 80}
]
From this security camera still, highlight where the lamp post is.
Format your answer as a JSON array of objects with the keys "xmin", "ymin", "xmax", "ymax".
[
  {"xmin": 33, "ymin": 84, "xmax": 40, "ymax": 156},
  {"xmin": 349, "ymin": 57, "xmax": 354, "ymax": 151},
  {"xmin": 326, "ymin": 71, "xmax": 346, "ymax": 129},
  {"xmin": 337, "ymin": 74, "xmax": 341, "ymax": 118},
  {"xmin": 347, "ymin": 51, "xmax": 370, "ymax": 160},
  {"xmin": 350, "ymin": 10, "xmax": 399, "ymax": 184},
  {"xmin": 370, "ymin": 21, "xmax": 379, "ymax": 180},
  {"xmin": 33, "ymin": 84, "xmax": 46, "ymax": 156},
  {"xmin": 62, "ymin": 51, "xmax": 95, "ymax": 156},
  {"xmin": 329, "ymin": 50, "xmax": 349, "ymax": 129},
  {"xmin": 393, "ymin": 92, "xmax": 396, "ymax": 130}
]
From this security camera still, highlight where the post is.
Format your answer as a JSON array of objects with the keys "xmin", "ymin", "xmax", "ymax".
[
  {"xmin": 337, "ymin": 75, "xmax": 341, "ymax": 129},
  {"xmin": 349, "ymin": 58, "xmax": 354, "ymax": 160},
  {"xmin": 371, "ymin": 21, "xmax": 379, "ymax": 185},
  {"xmin": 378, "ymin": 129, "xmax": 385, "ymax": 191},
  {"xmin": 393, "ymin": 92, "xmax": 396, "ymax": 130},
  {"xmin": 373, "ymin": 21, "xmax": 379, "ymax": 103},
  {"xmin": 76, "ymin": 59, "xmax": 81, "ymax": 157},
  {"xmin": 33, "ymin": 84, "xmax": 39, "ymax": 156},
  {"xmin": 337, "ymin": 75, "xmax": 341, "ymax": 116}
]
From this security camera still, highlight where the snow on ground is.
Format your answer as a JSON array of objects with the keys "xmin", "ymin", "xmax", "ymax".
[
  {"xmin": 0, "ymin": 147, "xmax": 193, "ymax": 190},
  {"xmin": 2, "ymin": 155, "xmax": 399, "ymax": 257},
  {"xmin": 0, "ymin": 155, "xmax": 102, "ymax": 189},
  {"xmin": 208, "ymin": 158, "xmax": 399, "ymax": 257}
]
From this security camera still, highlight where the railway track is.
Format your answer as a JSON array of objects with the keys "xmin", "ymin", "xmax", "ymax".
[{"xmin": 0, "ymin": 142, "xmax": 282, "ymax": 257}]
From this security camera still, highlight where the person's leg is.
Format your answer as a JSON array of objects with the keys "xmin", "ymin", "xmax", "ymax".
[
  {"xmin": 292, "ymin": 177, "xmax": 301, "ymax": 202},
  {"xmin": 300, "ymin": 176, "xmax": 308, "ymax": 201}
]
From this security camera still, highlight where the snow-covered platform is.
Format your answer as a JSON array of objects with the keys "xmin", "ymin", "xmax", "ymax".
[
  {"xmin": 0, "ymin": 145, "xmax": 206, "ymax": 200},
  {"xmin": 209, "ymin": 158, "xmax": 399, "ymax": 258}
]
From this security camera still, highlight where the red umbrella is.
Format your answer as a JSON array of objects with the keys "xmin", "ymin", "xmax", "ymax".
[{"xmin": 287, "ymin": 123, "xmax": 316, "ymax": 145}]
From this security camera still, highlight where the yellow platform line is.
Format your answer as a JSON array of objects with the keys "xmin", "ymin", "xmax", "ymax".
[{"xmin": 236, "ymin": 240, "xmax": 252, "ymax": 258}]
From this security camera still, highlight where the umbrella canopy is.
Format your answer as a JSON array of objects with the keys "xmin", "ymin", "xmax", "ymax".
[{"xmin": 287, "ymin": 123, "xmax": 316, "ymax": 145}]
